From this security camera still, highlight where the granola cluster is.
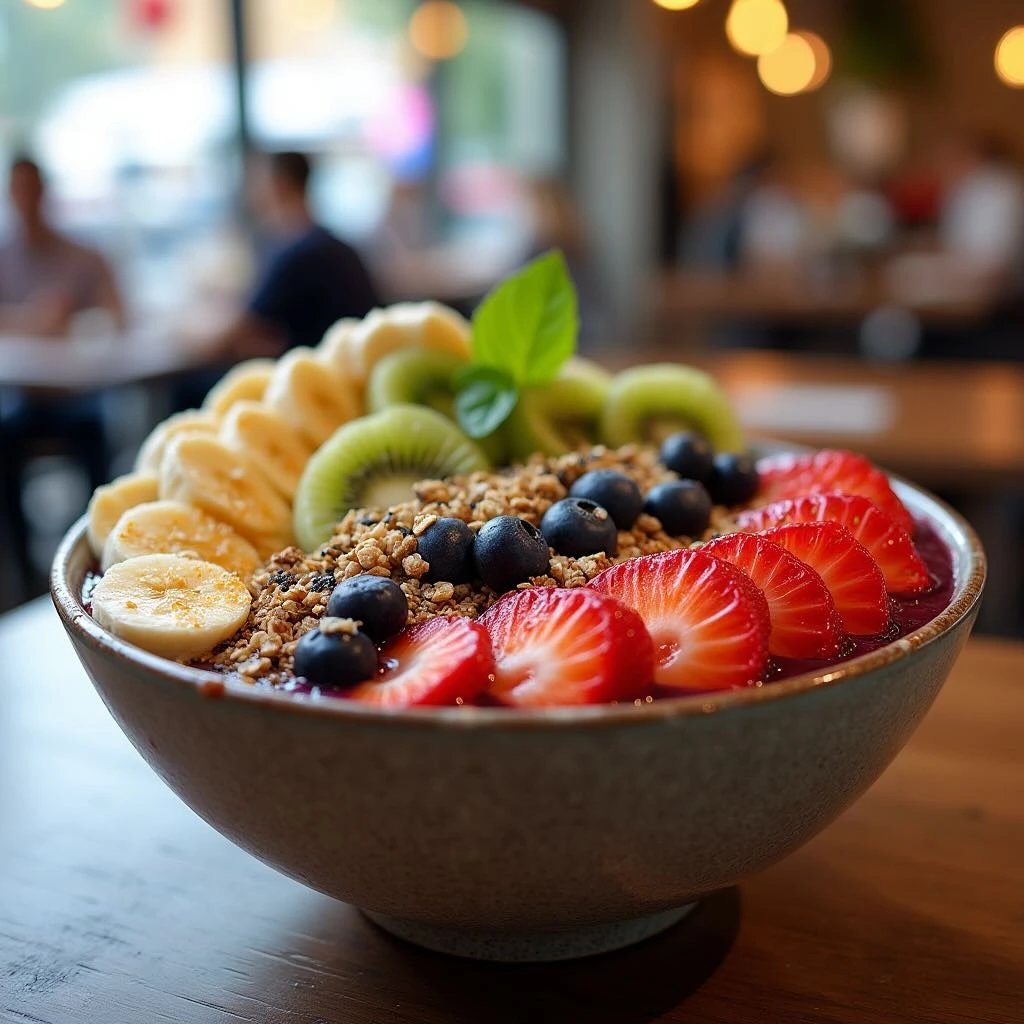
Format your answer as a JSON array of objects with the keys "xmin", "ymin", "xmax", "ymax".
[{"xmin": 204, "ymin": 444, "xmax": 734, "ymax": 683}]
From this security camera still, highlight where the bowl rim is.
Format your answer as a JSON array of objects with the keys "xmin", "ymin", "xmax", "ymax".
[{"xmin": 51, "ymin": 477, "xmax": 986, "ymax": 731}]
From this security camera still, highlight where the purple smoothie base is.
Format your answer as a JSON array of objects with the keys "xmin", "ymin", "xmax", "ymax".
[{"xmin": 82, "ymin": 518, "xmax": 955, "ymax": 705}]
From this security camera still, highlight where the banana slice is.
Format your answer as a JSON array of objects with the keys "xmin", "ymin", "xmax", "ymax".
[
  {"xmin": 202, "ymin": 359, "xmax": 276, "ymax": 419},
  {"xmin": 315, "ymin": 318, "xmax": 359, "ymax": 376},
  {"xmin": 102, "ymin": 500, "xmax": 261, "ymax": 580},
  {"xmin": 160, "ymin": 435, "xmax": 293, "ymax": 558},
  {"xmin": 219, "ymin": 400, "xmax": 313, "ymax": 501},
  {"xmin": 263, "ymin": 347, "xmax": 359, "ymax": 448},
  {"xmin": 91, "ymin": 553, "xmax": 251, "ymax": 661},
  {"xmin": 346, "ymin": 303, "xmax": 472, "ymax": 389},
  {"xmin": 135, "ymin": 410, "xmax": 219, "ymax": 476},
  {"xmin": 86, "ymin": 472, "xmax": 160, "ymax": 558}
]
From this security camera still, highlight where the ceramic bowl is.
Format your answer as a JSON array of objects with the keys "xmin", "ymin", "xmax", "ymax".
[{"xmin": 51, "ymin": 480, "xmax": 984, "ymax": 962}]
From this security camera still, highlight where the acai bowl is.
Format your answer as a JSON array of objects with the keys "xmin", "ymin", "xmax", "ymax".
[{"xmin": 51, "ymin": 254, "xmax": 985, "ymax": 960}]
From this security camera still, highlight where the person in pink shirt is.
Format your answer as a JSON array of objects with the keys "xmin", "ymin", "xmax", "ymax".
[{"xmin": 0, "ymin": 155, "xmax": 124, "ymax": 336}]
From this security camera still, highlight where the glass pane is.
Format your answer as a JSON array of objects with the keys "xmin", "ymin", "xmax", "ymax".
[{"xmin": 0, "ymin": 0, "xmax": 236, "ymax": 316}]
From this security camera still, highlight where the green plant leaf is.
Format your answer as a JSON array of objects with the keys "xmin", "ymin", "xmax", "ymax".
[
  {"xmin": 453, "ymin": 365, "xmax": 520, "ymax": 439},
  {"xmin": 471, "ymin": 249, "xmax": 578, "ymax": 387}
]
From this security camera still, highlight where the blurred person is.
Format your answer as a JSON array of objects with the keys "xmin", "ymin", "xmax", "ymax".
[
  {"xmin": 215, "ymin": 151, "xmax": 380, "ymax": 356},
  {"xmin": 937, "ymin": 134, "xmax": 1024, "ymax": 278},
  {"xmin": 0, "ymin": 155, "xmax": 125, "ymax": 336}
]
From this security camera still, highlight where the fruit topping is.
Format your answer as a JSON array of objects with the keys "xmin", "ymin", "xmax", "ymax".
[
  {"xmin": 659, "ymin": 430, "xmax": 715, "ymax": 482},
  {"xmin": 540, "ymin": 497, "xmax": 619, "ymax": 558},
  {"xmin": 367, "ymin": 348, "xmax": 466, "ymax": 415},
  {"xmin": 479, "ymin": 587, "xmax": 653, "ymax": 706},
  {"xmin": 86, "ymin": 471, "xmax": 160, "ymax": 558},
  {"xmin": 473, "ymin": 515, "xmax": 551, "ymax": 593},
  {"xmin": 643, "ymin": 480, "xmax": 713, "ymax": 537},
  {"xmin": 102, "ymin": 499, "xmax": 260, "ymax": 580},
  {"xmin": 707, "ymin": 452, "xmax": 760, "ymax": 507},
  {"xmin": 701, "ymin": 533, "xmax": 845, "ymax": 660},
  {"xmin": 756, "ymin": 449, "xmax": 913, "ymax": 534},
  {"xmin": 339, "ymin": 302, "xmax": 472, "ymax": 394},
  {"xmin": 501, "ymin": 358, "xmax": 612, "ymax": 459},
  {"xmin": 134, "ymin": 409, "xmax": 219, "ymax": 476},
  {"xmin": 263, "ymin": 347, "xmax": 360, "ymax": 449},
  {"xmin": 293, "ymin": 622, "xmax": 378, "ymax": 690},
  {"xmin": 415, "ymin": 516, "xmax": 477, "ymax": 584},
  {"xmin": 292, "ymin": 404, "xmax": 490, "ymax": 552},
  {"xmin": 736, "ymin": 493, "xmax": 932, "ymax": 595},
  {"xmin": 589, "ymin": 548, "xmax": 770, "ymax": 691},
  {"xmin": 325, "ymin": 575, "xmax": 409, "ymax": 642},
  {"xmin": 600, "ymin": 364, "xmax": 745, "ymax": 453},
  {"xmin": 201, "ymin": 358, "xmax": 276, "ymax": 419},
  {"xmin": 159, "ymin": 434, "xmax": 294, "ymax": 559},
  {"xmin": 90, "ymin": 553, "xmax": 252, "ymax": 661},
  {"xmin": 759, "ymin": 522, "xmax": 891, "ymax": 637},
  {"xmin": 347, "ymin": 616, "xmax": 494, "ymax": 707},
  {"xmin": 568, "ymin": 469, "xmax": 643, "ymax": 529}
]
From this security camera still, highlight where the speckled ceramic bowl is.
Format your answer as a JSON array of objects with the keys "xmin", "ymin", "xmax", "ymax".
[{"xmin": 51, "ymin": 480, "xmax": 984, "ymax": 962}]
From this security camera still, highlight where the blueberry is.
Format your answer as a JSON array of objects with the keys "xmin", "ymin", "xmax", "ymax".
[
  {"xmin": 659, "ymin": 432, "xmax": 714, "ymax": 482},
  {"xmin": 327, "ymin": 575, "xmax": 408, "ymax": 642},
  {"xmin": 416, "ymin": 517, "xmax": 476, "ymax": 584},
  {"xmin": 644, "ymin": 480, "xmax": 713, "ymax": 537},
  {"xmin": 540, "ymin": 497, "xmax": 619, "ymax": 558},
  {"xmin": 568, "ymin": 470, "xmax": 643, "ymax": 529},
  {"xmin": 474, "ymin": 515, "xmax": 550, "ymax": 593},
  {"xmin": 707, "ymin": 453, "xmax": 760, "ymax": 506},
  {"xmin": 293, "ymin": 628, "xmax": 378, "ymax": 690}
]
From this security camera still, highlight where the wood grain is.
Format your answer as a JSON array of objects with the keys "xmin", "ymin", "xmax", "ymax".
[{"xmin": 1, "ymin": 598, "xmax": 1021, "ymax": 1024}]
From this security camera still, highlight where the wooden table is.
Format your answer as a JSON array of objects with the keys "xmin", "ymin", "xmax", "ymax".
[
  {"xmin": 652, "ymin": 268, "xmax": 1002, "ymax": 329},
  {"xmin": 1, "ymin": 598, "xmax": 1021, "ymax": 1024}
]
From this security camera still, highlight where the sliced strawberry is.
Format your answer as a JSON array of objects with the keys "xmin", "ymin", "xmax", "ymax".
[
  {"xmin": 701, "ymin": 533, "xmax": 845, "ymax": 660},
  {"xmin": 757, "ymin": 450, "xmax": 913, "ymax": 534},
  {"xmin": 479, "ymin": 587, "xmax": 653, "ymax": 707},
  {"xmin": 589, "ymin": 548, "xmax": 770, "ymax": 692},
  {"xmin": 346, "ymin": 616, "xmax": 494, "ymax": 707},
  {"xmin": 759, "ymin": 522, "xmax": 891, "ymax": 637},
  {"xmin": 736, "ymin": 493, "xmax": 932, "ymax": 595}
]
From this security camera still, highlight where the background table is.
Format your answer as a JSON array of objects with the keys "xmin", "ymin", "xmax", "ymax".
[{"xmin": 1, "ymin": 597, "xmax": 1021, "ymax": 1024}]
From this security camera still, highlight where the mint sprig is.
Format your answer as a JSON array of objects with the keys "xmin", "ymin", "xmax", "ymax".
[{"xmin": 454, "ymin": 249, "xmax": 578, "ymax": 439}]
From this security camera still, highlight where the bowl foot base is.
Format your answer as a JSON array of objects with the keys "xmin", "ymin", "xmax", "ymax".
[{"xmin": 362, "ymin": 902, "xmax": 697, "ymax": 962}]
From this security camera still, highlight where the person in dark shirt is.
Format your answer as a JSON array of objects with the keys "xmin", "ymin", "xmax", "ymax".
[{"xmin": 219, "ymin": 151, "xmax": 380, "ymax": 355}]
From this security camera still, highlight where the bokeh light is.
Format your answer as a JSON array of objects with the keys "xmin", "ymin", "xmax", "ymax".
[
  {"xmin": 652, "ymin": 0, "xmax": 702, "ymax": 10},
  {"xmin": 757, "ymin": 30, "xmax": 831, "ymax": 96},
  {"xmin": 409, "ymin": 1, "xmax": 469, "ymax": 62},
  {"xmin": 726, "ymin": 0, "xmax": 788, "ymax": 58},
  {"xmin": 995, "ymin": 26, "xmax": 1024, "ymax": 87},
  {"xmin": 799, "ymin": 30, "xmax": 832, "ymax": 90},
  {"xmin": 757, "ymin": 33, "xmax": 815, "ymax": 95},
  {"xmin": 22, "ymin": 0, "xmax": 66, "ymax": 9}
]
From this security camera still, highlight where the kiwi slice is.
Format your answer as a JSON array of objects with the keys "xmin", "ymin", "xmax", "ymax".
[
  {"xmin": 293, "ymin": 405, "xmax": 490, "ymax": 551},
  {"xmin": 366, "ymin": 349, "xmax": 467, "ymax": 414},
  {"xmin": 599, "ymin": 364, "xmax": 744, "ymax": 453},
  {"xmin": 366, "ymin": 348, "xmax": 507, "ymax": 465},
  {"xmin": 502, "ymin": 358, "xmax": 613, "ymax": 460}
]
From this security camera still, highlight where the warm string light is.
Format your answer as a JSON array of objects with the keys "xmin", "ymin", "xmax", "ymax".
[
  {"xmin": 22, "ymin": 0, "xmax": 66, "ymax": 8},
  {"xmin": 725, "ymin": 0, "xmax": 788, "ymax": 58},
  {"xmin": 409, "ymin": 1, "xmax": 469, "ymax": 62},
  {"xmin": 651, "ymin": 0, "xmax": 702, "ymax": 10},
  {"xmin": 995, "ymin": 26, "xmax": 1024, "ymax": 87}
]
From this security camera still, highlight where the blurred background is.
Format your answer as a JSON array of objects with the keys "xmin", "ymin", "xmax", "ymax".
[{"xmin": 1, "ymin": 0, "xmax": 1022, "ymax": 635}]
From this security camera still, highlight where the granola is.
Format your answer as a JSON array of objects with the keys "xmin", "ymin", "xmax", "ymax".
[{"xmin": 205, "ymin": 444, "xmax": 735, "ymax": 683}]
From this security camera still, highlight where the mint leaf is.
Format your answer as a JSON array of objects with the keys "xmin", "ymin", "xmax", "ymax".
[
  {"xmin": 471, "ymin": 249, "xmax": 578, "ymax": 387},
  {"xmin": 454, "ymin": 365, "xmax": 519, "ymax": 439}
]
